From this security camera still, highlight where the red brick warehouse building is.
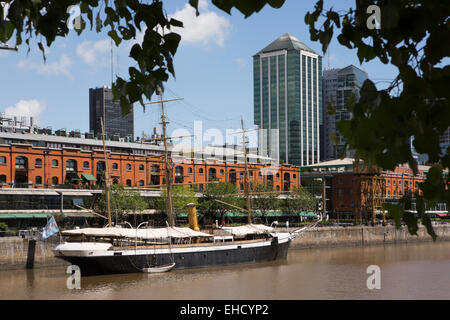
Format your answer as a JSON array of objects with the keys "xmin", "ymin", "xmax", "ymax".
[
  {"xmin": 0, "ymin": 128, "xmax": 301, "ymax": 191},
  {"xmin": 300, "ymin": 158, "xmax": 430, "ymax": 220}
]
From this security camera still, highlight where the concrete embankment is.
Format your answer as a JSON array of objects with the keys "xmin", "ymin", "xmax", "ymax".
[
  {"xmin": 0, "ymin": 237, "xmax": 67, "ymax": 271},
  {"xmin": 290, "ymin": 223, "xmax": 450, "ymax": 249}
]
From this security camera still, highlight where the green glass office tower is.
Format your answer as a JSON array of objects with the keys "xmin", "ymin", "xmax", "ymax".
[{"xmin": 253, "ymin": 33, "xmax": 322, "ymax": 166}]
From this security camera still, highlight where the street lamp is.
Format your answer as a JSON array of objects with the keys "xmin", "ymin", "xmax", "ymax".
[{"xmin": 314, "ymin": 177, "xmax": 326, "ymax": 220}]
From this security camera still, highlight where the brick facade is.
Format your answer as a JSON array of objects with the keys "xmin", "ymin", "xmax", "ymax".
[{"xmin": 0, "ymin": 144, "xmax": 301, "ymax": 191}]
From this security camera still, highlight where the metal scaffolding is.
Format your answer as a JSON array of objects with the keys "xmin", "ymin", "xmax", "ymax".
[{"xmin": 352, "ymin": 159, "xmax": 386, "ymax": 225}]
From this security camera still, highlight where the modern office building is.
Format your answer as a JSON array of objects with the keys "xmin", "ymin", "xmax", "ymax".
[
  {"xmin": 321, "ymin": 65, "xmax": 368, "ymax": 161},
  {"xmin": 253, "ymin": 33, "xmax": 323, "ymax": 166},
  {"xmin": 89, "ymin": 86, "xmax": 134, "ymax": 141}
]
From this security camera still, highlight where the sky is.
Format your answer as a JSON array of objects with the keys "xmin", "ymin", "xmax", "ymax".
[{"xmin": 0, "ymin": 0, "xmax": 399, "ymax": 148}]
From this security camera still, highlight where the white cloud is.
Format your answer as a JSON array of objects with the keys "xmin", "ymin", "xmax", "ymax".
[
  {"xmin": 233, "ymin": 57, "xmax": 248, "ymax": 69},
  {"xmin": 2, "ymin": 100, "xmax": 46, "ymax": 126},
  {"xmin": 169, "ymin": 0, "xmax": 231, "ymax": 47},
  {"xmin": 134, "ymin": 0, "xmax": 231, "ymax": 48},
  {"xmin": 76, "ymin": 38, "xmax": 110, "ymax": 66},
  {"xmin": 17, "ymin": 55, "xmax": 73, "ymax": 79}
]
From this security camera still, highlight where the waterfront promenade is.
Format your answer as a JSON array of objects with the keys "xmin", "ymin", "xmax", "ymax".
[{"xmin": 1, "ymin": 223, "xmax": 449, "ymax": 271}]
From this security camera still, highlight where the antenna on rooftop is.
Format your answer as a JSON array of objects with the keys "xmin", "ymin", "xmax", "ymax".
[{"xmin": 110, "ymin": 38, "xmax": 114, "ymax": 87}]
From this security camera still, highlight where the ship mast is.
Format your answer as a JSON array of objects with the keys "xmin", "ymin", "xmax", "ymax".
[
  {"xmin": 145, "ymin": 86, "xmax": 184, "ymax": 227},
  {"xmin": 158, "ymin": 85, "xmax": 175, "ymax": 227},
  {"xmin": 100, "ymin": 118, "xmax": 112, "ymax": 227},
  {"xmin": 240, "ymin": 118, "xmax": 253, "ymax": 225}
]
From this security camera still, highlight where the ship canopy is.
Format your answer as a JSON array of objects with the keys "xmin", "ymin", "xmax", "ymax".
[
  {"xmin": 61, "ymin": 226, "xmax": 213, "ymax": 240},
  {"xmin": 221, "ymin": 224, "xmax": 274, "ymax": 237}
]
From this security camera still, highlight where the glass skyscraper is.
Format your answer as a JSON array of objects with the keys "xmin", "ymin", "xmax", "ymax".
[
  {"xmin": 253, "ymin": 33, "xmax": 322, "ymax": 166},
  {"xmin": 89, "ymin": 86, "xmax": 134, "ymax": 141},
  {"xmin": 322, "ymin": 65, "xmax": 368, "ymax": 160}
]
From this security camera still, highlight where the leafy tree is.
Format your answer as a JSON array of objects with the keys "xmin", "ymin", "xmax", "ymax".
[
  {"xmin": 97, "ymin": 183, "xmax": 148, "ymax": 225},
  {"xmin": 251, "ymin": 182, "xmax": 278, "ymax": 223},
  {"xmin": 280, "ymin": 186, "xmax": 316, "ymax": 215},
  {"xmin": 158, "ymin": 185, "xmax": 197, "ymax": 217},
  {"xmin": 198, "ymin": 181, "xmax": 244, "ymax": 223},
  {"xmin": 304, "ymin": 0, "xmax": 449, "ymax": 240},
  {"xmin": 0, "ymin": 222, "xmax": 8, "ymax": 232}
]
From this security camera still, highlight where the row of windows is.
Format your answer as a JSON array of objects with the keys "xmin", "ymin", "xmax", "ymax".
[
  {"xmin": 0, "ymin": 156, "xmax": 147, "ymax": 172},
  {"xmin": 0, "ymin": 175, "xmax": 148, "ymax": 187}
]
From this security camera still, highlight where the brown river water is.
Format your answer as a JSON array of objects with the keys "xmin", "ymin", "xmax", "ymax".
[{"xmin": 0, "ymin": 242, "xmax": 449, "ymax": 300}]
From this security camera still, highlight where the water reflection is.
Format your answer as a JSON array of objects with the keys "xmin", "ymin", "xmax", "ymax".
[{"xmin": 0, "ymin": 242, "xmax": 449, "ymax": 300}]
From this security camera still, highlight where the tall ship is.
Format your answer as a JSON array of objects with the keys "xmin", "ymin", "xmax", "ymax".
[{"xmin": 53, "ymin": 86, "xmax": 319, "ymax": 276}]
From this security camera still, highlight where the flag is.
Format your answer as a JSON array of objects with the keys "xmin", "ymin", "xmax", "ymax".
[{"xmin": 42, "ymin": 216, "xmax": 59, "ymax": 240}]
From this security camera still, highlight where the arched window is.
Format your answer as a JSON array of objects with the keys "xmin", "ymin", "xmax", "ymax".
[
  {"xmin": 52, "ymin": 159, "xmax": 59, "ymax": 168},
  {"xmin": 15, "ymin": 156, "xmax": 27, "ymax": 169},
  {"xmin": 35, "ymin": 159, "xmax": 42, "ymax": 168},
  {"xmin": 66, "ymin": 159, "xmax": 77, "ymax": 172},
  {"xmin": 35, "ymin": 176, "xmax": 42, "ymax": 185},
  {"xmin": 199, "ymin": 168, "xmax": 204, "ymax": 175},
  {"xmin": 139, "ymin": 164, "xmax": 144, "ymax": 172},
  {"xmin": 220, "ymin": 169, "xmax": 224, "ymax": 176},
  {"xmin": 52, "ymin": 176, "xmax": 58, "ymax": 185},
  {"xmin": 151, "ymin": 164, "xmax": 160, "ymax": 185},
  {"xmin": 139, "ymin": 180, "xmax": 144, "ymax": 186},
  {"xmin": 112, "ymin": 163, "xmax": 118, "ymax": 170},
  {"xmin": 126, "ymin": 163, "xmax": 132, "ymax": 171},
  {"xmin": 229, "ymin": 169, "xmax": 236, "ymax": 184},
  {"xmin": 188, "ymin": 167, "xmax": 193, "ymax": 174},
  {"xmin": 175, "ymin": 166, "xmax": 184, "ymax": 184},
  {"xmin": 126, "ymin": 179, "xmax": 132, "ymax": 186},
  {"xmin": 283, "ymin": 173, "xmax": 291, "ymax": 191},
  {"xmin": 0, "ymin": 175, "xmax": 6, "ymax": 184},
  {"xmin": 208, "ymin": 168, "xmax": 216, "ymax": 181},
  {"xmin": 83, "ymin": 161, "xmax": 90, "ymax": 169}
]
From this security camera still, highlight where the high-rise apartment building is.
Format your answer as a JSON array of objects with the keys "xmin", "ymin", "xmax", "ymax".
[
  {"xmin": 321, "ymin": 65, "xmax": 368, "ymax": 161},
  {"xmin": 89, "ymin": 86, "xmax": 134, "ymax": 140},
  {"xmin": 253, "ymin": 33, "xmax": 323, "ymax": 166}
]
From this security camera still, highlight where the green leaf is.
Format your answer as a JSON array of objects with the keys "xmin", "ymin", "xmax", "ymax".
[
  {"xmin": 383, "ymin": 203, "xmax": 402, "ymax": 229},
  {"xmin": 0, "ymin": 20, "xmax": 15, "ymax": 42},
  {"xmin": 95, "ymin": 12, "xmax": 102, "ymax": 32},
  {"xmin": 169, "ymin": 18, "xmax": 183, "ymax": 28},
  {"xmin": 189, "ymin": 0, "xmax": 200, "ymax": 16},
  {"xmin": 108, "ymin": 29, "xmax": 122, "ymax": 46},
  {"xmin": 37, "ymin": 42, "xmax": 46, "ymax": 63}
]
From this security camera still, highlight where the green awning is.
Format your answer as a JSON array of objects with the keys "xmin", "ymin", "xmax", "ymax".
[
  {"xmin": 298, "ymin": 212, "xmax": 317, "ymax": 217},
  {"xmin": 63, "ymin": 212, "xmax": 96, "ymax": 218},
  {"xmin": 0, "ymin": 213, "xmax": 52, "ymax": 219},
  {"xmin": 82, "ymin": 174, "xmax": 97, "ymax": 181}
]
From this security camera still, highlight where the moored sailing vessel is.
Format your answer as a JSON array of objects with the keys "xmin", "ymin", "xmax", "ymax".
[
  {"xmin": 53, "ymin": 224, "xmax": 294, "ymax": 275},
  {"xmin": 52, "ymin": 85, "xmax": 320, "ymax": 276}
]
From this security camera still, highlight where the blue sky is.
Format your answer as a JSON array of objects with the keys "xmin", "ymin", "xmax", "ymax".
[{"xmin": 0, "ymin": 0, "xmax": 399, "ymax": 146}]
